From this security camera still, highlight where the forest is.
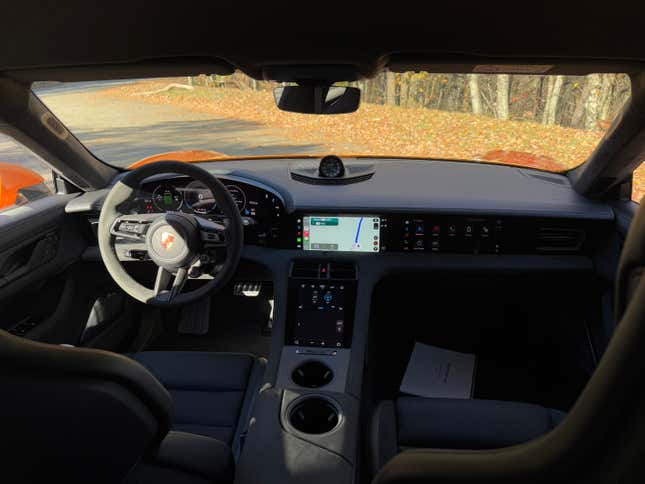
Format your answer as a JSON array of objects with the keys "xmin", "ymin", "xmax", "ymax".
[{"xmin": 199, "ymin": 71, "xmax": 631, "ymax": 131}]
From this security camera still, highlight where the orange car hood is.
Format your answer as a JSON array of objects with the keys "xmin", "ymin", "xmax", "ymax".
[{"xmin": 0, "ymin": 162, "xmax": 45, "ymax": 208}]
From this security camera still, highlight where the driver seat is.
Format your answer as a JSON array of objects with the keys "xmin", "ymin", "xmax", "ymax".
[{"xmin": 0, "ymin": 330, "xmax": 264, "ymax": 484}]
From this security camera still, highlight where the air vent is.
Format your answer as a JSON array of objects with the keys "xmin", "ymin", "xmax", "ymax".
[
  {"xmin": 291, "ymin": 261, "xmax": 321, "ymax": 278},
  {"xmin": 290, "ymin": 261, "xmax": 357, "ymax": 279},
  {"xmin": 290, "ymin": 171, "xmax": 374, "ymax": 185},
  {"xmin": 536, "ymin": 227, "xmax": 586, "ymax": 252},
  {"xmin": 328, "ymin": 262, "xmax": 357, "ymax": 280}
]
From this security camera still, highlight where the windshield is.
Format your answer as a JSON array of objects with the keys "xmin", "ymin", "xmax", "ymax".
[{"xmin": 33, "ymin": 72, "xmax": 631, "ymax": 172}]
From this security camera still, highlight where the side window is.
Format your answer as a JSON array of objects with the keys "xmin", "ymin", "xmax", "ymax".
[
  {"xmin": 633, "ymin": 162, "xmax": 645, "ymax": 203},
  {"xmin": 0, "ymin": 133, "xmax": 54, "ymax": 212}
]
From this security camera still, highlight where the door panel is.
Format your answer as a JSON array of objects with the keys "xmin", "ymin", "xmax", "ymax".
[
  {"xmin": 0, "ymin": 194, "xmax": 83, "ymax": 294},
  {"xmin": 0, "ymin": 194, "xmax": 91, "ymax": 343}
]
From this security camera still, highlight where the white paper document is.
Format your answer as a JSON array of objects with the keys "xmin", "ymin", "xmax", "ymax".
[{"xmin": 400, "ymin": 342, "xmax": 476, "ymax": 399}]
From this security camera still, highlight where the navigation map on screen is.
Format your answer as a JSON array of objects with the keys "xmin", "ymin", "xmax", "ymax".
[{"xmin": 302, "ymin": 215, "xmax": 380, "ymax": 252}]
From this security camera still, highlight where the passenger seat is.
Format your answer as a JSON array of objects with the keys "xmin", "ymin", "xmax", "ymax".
[
  {"xmin": 371, "ymin": 396, "xmax": 565, "ymax": 474},
  {"xmin": 130, "ymin": 351, "xmax": 266, "ymax": 459}
]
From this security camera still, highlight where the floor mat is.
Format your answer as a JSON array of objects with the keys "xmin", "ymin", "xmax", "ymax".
[
  {"xmin": 146, "ymin": 290, "xmax": 273, "ymax": 358},
  {"xmin": 178, "ymin": 297, "xmax": 211, "ymax": 335}
]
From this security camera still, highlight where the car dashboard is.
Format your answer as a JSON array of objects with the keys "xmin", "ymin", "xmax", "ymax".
[{"xmin": 104, "ymin": 158, "xmax": 613, "ymax": 258}]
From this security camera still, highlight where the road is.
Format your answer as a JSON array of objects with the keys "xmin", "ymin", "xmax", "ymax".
[{"xmin": 0, "ymin": 82, "xmax": 359, "ymax": 187}]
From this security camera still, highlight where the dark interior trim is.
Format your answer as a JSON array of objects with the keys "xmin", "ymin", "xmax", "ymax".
[{"xmin": 5, "ymin": 57, "xmax": 234, "ymax": 82}]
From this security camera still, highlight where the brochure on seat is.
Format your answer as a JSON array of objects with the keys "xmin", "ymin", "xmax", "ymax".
[{"xmin": 400, "ymin": 342, "xmax": 476, "ymax": 399}]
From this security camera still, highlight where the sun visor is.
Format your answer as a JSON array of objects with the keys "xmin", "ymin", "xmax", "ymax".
[
  {"xmin": 387, "ymin": 53, "xmax": 642, "ymax": 75},
  {"xmin": 4, "ymin": 57, "xmax": 235, "ymax": 83}
]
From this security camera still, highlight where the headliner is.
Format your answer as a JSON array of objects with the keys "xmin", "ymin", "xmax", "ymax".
[{"xmin": 1, "ymin": 1, "xmax": 645, "ymax": 79}]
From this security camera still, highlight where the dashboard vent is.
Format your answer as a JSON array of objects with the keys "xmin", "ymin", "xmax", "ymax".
[
  {"xmin": 328, "ymin": 262, "xmax": 357, "ymax": 280},
  {"xmin": 290, "ymin": 171, "xmax": 374, "ymax": 185},
  {"xmin": 290, "ymin": 261, "xmax": 357, "ymax": 279},
  {"xmin": 291, "ymin": 261, "xmax": 321, "ymax": 278},
  {"xmin": 536, "ymin": 227, "xmax": 586, "ymax": 252}
]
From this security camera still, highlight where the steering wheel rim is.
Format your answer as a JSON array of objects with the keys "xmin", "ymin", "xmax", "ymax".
[{"xmin": 98, "ymin": 161, "xmax": 243, "ymax": 306}]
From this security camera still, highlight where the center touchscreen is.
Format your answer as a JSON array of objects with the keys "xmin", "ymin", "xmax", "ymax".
[{"xmin": 302, "ymin": 215, "xmax": 380, "ymax": 252}]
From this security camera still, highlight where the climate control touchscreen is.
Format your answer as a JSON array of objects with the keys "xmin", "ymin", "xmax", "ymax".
[
  {"xmin": 292, "ymin": 282, "xmax": 347, "ymax": 348},
  {"xmin": 302, "ymin": 215, "xmax": 380, "ymax": 252}
]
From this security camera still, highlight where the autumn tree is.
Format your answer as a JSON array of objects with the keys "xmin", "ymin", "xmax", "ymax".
[
  {"xmin": 496, "ymin": 74, "xmax": 510, "ymax": 119},
  {"xmin": 385, "ymin": 71, "xmax": 397, "ymax": 106},
  {"xmin": 542, "ymin": 75, "xmax": 564, "ymax": 125},
  {"xmin": 469, "ymin": 75, "xmax": 482, "ymax": 115},
  {"xmin": 584, "ymin": 74, "xmax": 603, "ymax": 130}
]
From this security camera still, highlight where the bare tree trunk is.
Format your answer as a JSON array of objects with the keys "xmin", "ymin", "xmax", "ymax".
[
  {"xmin": 386, "ymin": 71, "xmax": 397, "ymax": 105},
  {"xmin": 400, "ymin": 75, "xmax": 410, "ymax": 108},
  {"xmin": 598, "ymin": 74, "xmax": 614, "ymax": 122},
  {"xmin": 543, "ymin": 75, "xmax": 564, "ymax": 125},
  {"xmin": 468, "ymin": 75, "xmax": 482, "ymax": 115},
  {"xmin": 408, "ymin": 76, "xmax": 417, "ymax": 108},
  {"xmin": 496, "ymin": 74, "xmax": 510, "ymax": 119},
  {"xmin": 360, "ymin": 80, "xmax": 369, "ymax": 104},
  {"xmin": 584, "ymin": 74, "xmax": 603, "ymax": 130},
  {"xmin": 427, "ymin": 76, "xmax": 439, "ymax": 108},
  {"xmin": 541, "ymin": 76, "xmax": 555, "ymax": 124},
  {"xmin": 571, "ymin": 78, "xmax": 592, "ymax": 128}
]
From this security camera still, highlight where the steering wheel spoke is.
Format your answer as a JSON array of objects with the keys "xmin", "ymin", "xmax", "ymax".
[
  {"xmin": 110, "ymin": 213, "xmax": 157, "ymax": 241},
  {"xmin": 196, "ymin": 216, "xmax": 229, "ymax": 248},
  {"xmin": 154, "ymin": 266, "xmax": 188, "ymax": 302}
]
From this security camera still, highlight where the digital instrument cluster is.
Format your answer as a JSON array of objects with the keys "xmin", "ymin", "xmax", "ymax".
[
  {"xmin": 134, "ymin": 180, "xmax": 248, "ymax": 215},
  {"xmin": 129, "ymin": 176, "xmax": 286, "ymax": 247}
]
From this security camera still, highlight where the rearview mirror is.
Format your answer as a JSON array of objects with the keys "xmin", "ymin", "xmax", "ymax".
[{"xmin": 273, "ymin": 86, "xmax": 360, "ymax": 114}]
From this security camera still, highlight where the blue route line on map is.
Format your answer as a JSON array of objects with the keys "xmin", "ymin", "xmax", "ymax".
[{"xmin": 354, "ymin": 217, "xmax": 364, "ymax": 244}]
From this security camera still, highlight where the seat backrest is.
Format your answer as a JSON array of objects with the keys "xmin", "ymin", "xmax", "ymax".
[
  {"xmin": 0, "ymin": 330, "xmax": 173, "ymax": 483},
  {"xmin": 373, "ymin": 202, "xmax": 645, "ymax": 484}
]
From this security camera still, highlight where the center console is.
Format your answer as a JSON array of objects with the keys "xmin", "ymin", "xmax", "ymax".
[
  {"xmin": 276, "ymin": 260, "xmax": 357, "ymax": 393},
  {"xmin": 238, "ymin": 216, "xmax": 374, "ymax": 484},
  {"xmin": 237, "ymin": 255, "xmax": 362, "ymax": 484}
]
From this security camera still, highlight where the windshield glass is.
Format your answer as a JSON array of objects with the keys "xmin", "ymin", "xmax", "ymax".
[{"xmin": 33, "ymin": 72, "xmax": 631, "ymax": 172}]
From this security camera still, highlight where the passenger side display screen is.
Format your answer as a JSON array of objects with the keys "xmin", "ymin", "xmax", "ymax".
[{"xmin": 302, "ymin": 215, "xmax": 380, "ymax": 252}]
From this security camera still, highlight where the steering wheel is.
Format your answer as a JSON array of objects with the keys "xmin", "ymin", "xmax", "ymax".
[{"xmin": 98, "ymin": 161, "xmax": 243, "ymax": 306}]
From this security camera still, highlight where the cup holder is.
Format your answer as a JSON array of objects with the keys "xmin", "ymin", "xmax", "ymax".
[
  {"xmin": 288, "ymin": 396, "xmax": 341, "ymax": 435},
  {"xmin": 291, "ymin": 361, "xmax": 334, "ymax": 388}
]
